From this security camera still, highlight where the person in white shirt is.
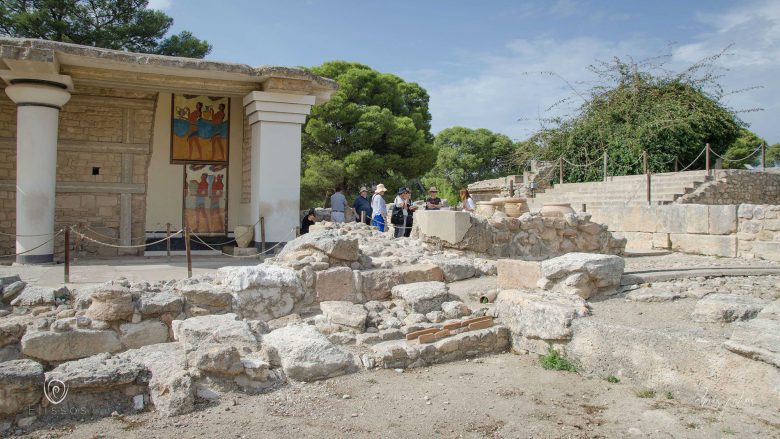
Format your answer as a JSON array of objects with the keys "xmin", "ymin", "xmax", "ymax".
[
  {"xmin": 392, "ymin": 187, "xmax": 417, "ymax": 238},
  {"xmin": 371, "ymin": 184, "xmax": 388, "ymax": 232},
  {"xmin": 459, "ymin": 188, "xmax": 476, "ymax": 213}
]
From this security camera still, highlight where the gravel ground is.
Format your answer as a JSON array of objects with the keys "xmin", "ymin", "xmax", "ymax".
[
  {"xmin": 623, "ymin": 252, "xmax": 780, "ymax": 271},
  {"xmin": 18, "ymin": 353, "xmax": 779, "ymax": 439}
]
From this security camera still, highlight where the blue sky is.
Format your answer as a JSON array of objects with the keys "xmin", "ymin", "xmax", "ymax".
[{"xmin": 152, "ymin": 0, "xmax": 780, "ymax": 144}]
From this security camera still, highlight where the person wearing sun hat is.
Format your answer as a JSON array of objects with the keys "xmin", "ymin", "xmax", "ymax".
[
  {"xmin": 371, "ymin": 183, "xmax": 388, "ymax": 231},
  {"xmin": 425, "ymin": 186, "xmax": 442, "ymax": 210},
  {"xmin": 352, "ymin": 186, "xmax": 371, "ymax": 225}
]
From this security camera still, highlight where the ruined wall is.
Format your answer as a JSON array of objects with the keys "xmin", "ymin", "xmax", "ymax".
[
  {"xmin": 590, "ymin": 203, "xmax": 780, "ymax": 261},
  {"xmin": 412, "ymin": 211, "xmax": 626, "ymax": 260},
  {"xmin": 677, "ymin": 170, "xmax": 780, "ymax": 205},
  {"xmin": 0, "ymin": 86, "xmax": 155, "ymax": 257}
]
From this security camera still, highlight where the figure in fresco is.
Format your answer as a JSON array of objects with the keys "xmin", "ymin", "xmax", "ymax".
[
  {"xmin": 194, "ymin": 173, "xmax": 210, "ymax": 232},
  {"xmin": 187, "ymin": 102, "xmax": 204, "ymax": 160},
  {"xmin": 210, "ymin": 103, "xmax": 227, "ymax": 161},
  {"xmin": 210, "ymin": 174, "xmax": 225, "ymax": 233}
]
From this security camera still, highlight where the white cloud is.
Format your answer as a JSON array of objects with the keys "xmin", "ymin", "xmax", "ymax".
[
  {"xmin": 147, "ymin": 0, "xmax": 172, "ymax": 10},
  {"xmin": 425, "ymin": 0, "xmax": 780, "ymax": 144}
]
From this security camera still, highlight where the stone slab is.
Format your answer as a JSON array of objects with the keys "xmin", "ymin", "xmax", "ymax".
[
  {"xmin": 496, "ymin": 259, "xmax": 541, "ymax": 290},
  {"xmin": 669, "ymin": 233, "xmax": 737, "ymax": 257},
  {"xmin": 413, "ymin": 211, "xmax": 473, "ymax": 245}
]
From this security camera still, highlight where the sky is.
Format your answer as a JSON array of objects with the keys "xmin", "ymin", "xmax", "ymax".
[{"xmin": 151, "ymin": 0, "xmax": 780, "ymax": 144}]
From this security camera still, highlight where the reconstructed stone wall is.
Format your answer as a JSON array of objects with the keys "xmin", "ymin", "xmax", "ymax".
[
  {"xmin": 677, "ymin": 170, "xmax": 780, "ymax": 205},
  {"xmin": 590, "ymin": 203, "xmax": 780, "ymax": 261},
  {"xmin": 0, "ymin": 86, "xmax": 155, "ymax": 258}
]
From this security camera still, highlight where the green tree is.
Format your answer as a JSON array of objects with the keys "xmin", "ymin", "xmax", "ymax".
[
  {"xmin": 301, "ymin": 61, "xmax": 435, "ymax": 207},
  {"xmin": 520, "ymin": 54, "xmax": 745, "ymax": 182},
  {"xmin": 423, "ymin": 127, "xmax": 516, "ymax": 205},
  {"xmin": 0, "ymin": 0, "xmax": 211, "ymax": 58},
  {"xmin": 767, "ymin": 144, "xmax": 780, "ymax": 167},
  {"xmin": 722, "ymin": 128, "xmax": 766, "ymax": 169}
]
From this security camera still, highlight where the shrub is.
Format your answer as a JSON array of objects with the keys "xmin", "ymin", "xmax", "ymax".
[{"xmin": 540, "ymin": 347, "xmax": 577, "ymax": 372}]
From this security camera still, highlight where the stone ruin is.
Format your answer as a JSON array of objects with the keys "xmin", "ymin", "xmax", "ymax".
[{"xmin": 2, "ymin": 207, "xmax": 778, "ymax": 432}]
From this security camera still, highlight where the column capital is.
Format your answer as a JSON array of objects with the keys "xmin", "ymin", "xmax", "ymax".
[
  {"xmin": 243, "ymin": 91, "xmax": 316, "ymax": 125},
  {"xmin": 4, "ymin": 80, "xmax": 71, "ymax": 109}
]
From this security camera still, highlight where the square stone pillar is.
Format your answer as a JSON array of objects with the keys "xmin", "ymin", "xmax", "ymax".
[{"xmin": 243, "ymin": 91, "xmax": 315, "ymax": 244}]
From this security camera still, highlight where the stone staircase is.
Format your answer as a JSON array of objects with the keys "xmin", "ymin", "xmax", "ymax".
[{"xmin": 527, "ymin": 170, "xmax": 712, "ymax": 211}]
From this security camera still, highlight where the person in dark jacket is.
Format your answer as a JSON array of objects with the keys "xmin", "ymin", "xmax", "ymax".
[
  {"xmin": 300, "ymin": 209, "xmax": 316, "ymax": 234},
  {"xmin": 352, "ymin": 186, "xmax": 372, "ymax": 224}
]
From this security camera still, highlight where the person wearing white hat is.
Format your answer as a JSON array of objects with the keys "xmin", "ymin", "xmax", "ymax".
[{"xmin": 371, "ymin": 183, "xmax": 388, "ymax": 232}]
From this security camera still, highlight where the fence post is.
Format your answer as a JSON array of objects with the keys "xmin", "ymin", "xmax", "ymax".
[
  {"xmin": 674, "ymin": 159, "xmax": 679, "ymax": 172},
  {"xmin": 761, "ymin": 142, "xmax": 766, "ymax": 172},
  {"xmin": 644, "ymin": 150, "xmax": 651, "ymax": 205},
  {"xmin": 184, "ymin": 226, "xmax": 192, "ymax": 279},
  {"xmin": 360, "ymin": 211, "xmax": 366, "ymax": 224},
  {"xmin": 260, "ymin": 216, "xmax": 266, "ymax": 254},
  {"xmin": 705, "ymin": 143, "xmax": 711, "ymax": 176},
  {"xmin": 603, "ymin": 151, "xmax": 608, "ymax": 182},
  {"xmin": 295, "ymin": 226, "xmax": 300, "ymax": 237},
  {"xmin": 73, "ymin": 223, "xmax": 83, "ymax": 263},
  {"xmin": 165, "ymin": 222, "xmax": 171, "ymax": 262},
  {"xmin": 581, "ymin": 203, "xmax": 587, "ymax": 212},
  {"xmin": 509, "ymin": 179, "xmax": 514, "ymax": 197},
  {"xmin": 558, "ymin": 157, "xmax": 563, "ymax": 185},
  {"xmin": 64, "ymin": 226, "xmax": 70, "ymax": 284}
]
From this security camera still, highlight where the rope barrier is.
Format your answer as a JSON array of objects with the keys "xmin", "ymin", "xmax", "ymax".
[
  {"xmin": 673, "ymin": 146, "xmax": 707, "ymax": 173},
  {"xmin": 191, "ymin": 216, "xmax": 263, "ymax": 247},
  {"xmin": 0, "ymin": 230, "xmax": 61, "ymax": 238},
  {"xmin": 709, "ymin": 145, "xmax": 762, "ymax": 162},
  {"xmin": 190, "ymin": 227, "xmax": 295, "ymax": 257},
  {"xmin": 73, "ymin": 227, "xmax": 184, "ymax": 249},
  {"xmin": 561, "ymin": 155, "xmax": 603, "ymax": 168},
  {"xmin": 0, "ymin": 229, "xmax": 64, "ymax": 258}
]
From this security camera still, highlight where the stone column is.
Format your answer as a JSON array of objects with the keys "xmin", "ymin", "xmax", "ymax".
[
  {"xmin": 4, "ymin": 80, "xmax": 71, "ymax": 263},
  {"xmin": 243, "ymin": 91, "xmax": 315, "ymax": 244}
]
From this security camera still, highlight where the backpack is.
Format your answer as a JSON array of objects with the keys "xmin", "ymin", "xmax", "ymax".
[{"xmin": 391, "ymin": 205, "xmax": 404, "ymax": 225}]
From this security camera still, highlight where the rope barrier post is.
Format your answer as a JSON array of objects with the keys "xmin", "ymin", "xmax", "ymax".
[
  {"xmin": 165, "ymin": 222, "xmax": 171, "ymax": 262},
  {"xmin": 582, "ymin": 203, "xmax": 586, "ymax": 213},
  {"xmin": 603, "ymin": 151, "xmax": 608, "ymax": 182},
  {"xmin": 64, "ymin": 226, "xmax": 70, "ymax": 284},
  {"xmin": 644, "ymin": 150, "xmax": 651, "ymax": 205},
  {"xmin": 295, "ymin": 226, "xmax": 300, "ymax": 238},
  {"xmin": 260, "ymin": 217, "xmax": 266, "ymax": 254},
  {"xmin": 361, "ymin": 211, "xmax": 366, "ymax": 224},
  {"xmin": 705, "ymin": 143, "xmax": 711, "ymax": 176},
  {"xmin": 558, "ymin": 157, "xmax": 563, "ymax": 185},
  {"xmin": 761, "ymin": 142, "xmax": 766, "ymax": 172},
  {"xmin": 73, "ymin": 223, "xmax": 83, "ymax": 263},
  {"xmin": 674, "ymin": 158, "xmax": 679, "ymax": 172},
  {"xmin": 508, "ymin": 179, "xmax": 514, "ymax": 197},
  {"xmin": 185, "ymin": 226, "xmax": 192, "ymax": 279}
]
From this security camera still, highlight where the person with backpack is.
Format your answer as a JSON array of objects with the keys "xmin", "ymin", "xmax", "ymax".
[{"xmin": 371, "ymin": 184, "xmax": 388, "ymax": 232}]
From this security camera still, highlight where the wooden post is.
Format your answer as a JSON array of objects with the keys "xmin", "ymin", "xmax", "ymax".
[
  {"xmin": 761, "ymin": 142, "xmax": 766, "ymax": 172},
  {"xmin": 295, "ymin": 226, "xmax": 300, "ymax": 237},
  {"xmin": 705, "ymin": 143, "xmax": 711, "ymax": 176},
  {"xmin": 361, "ymin": 211, "xmax": 366, "ymax": 224},
  {"xmin": 643, "ymin": 150, "xmax": 648, "ymax": 174},
  {"xmin": 165, "ymin": 222, "xmax": 171, "ymax": 262},
  {"xmin": 558, "ymin": 157, "xmax": 563, "ymax": 185},
  {"xmin": 73, "ymin": 223, "xmax": 83, "ymax": 263},
  {"xmin": 603, "ymin": 151, "xmax": 608, "ymax": 181},
  {"xmin": 260, "ymin": 216, "xmax": 266, "ymax": 253},
  {"xmin": 184, "ymin": 226, "xmax": 192, "ymax": 279},
  {"xmin": 508, "ymin": 179, "xmax": 514, "ymax": 197},
  {"xmin": 64, "ymin": 226, "xmax": 70, "ymax": 284},
  {"xmin": 674, "ymin": 159, "xmax": 679, "ymax": 172},
  {"xmin": 644, "ymin": 150, "xmax": 651, "ymax": 205},
  {"xmin": 581, "ymin": 203, "xmax": 587, "ymax": 212}
]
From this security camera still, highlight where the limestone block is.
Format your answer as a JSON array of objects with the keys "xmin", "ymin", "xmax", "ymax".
[
  {"xmin": 763, "ymin": 220, "xmax": 780, "ymax": 232},
  {"xmin": 119, "ymin": 319, "xmax": 169, "ymax": 349},
  {"xmin": 315, "ymin": 267, "xmax": 356, "ymax": 302},
  {"xmin": 263, "ymin": 324, "xmax": 357, "ymax": 382},
  {"xmin": 319, "ymin": 301, "xmax": 367, "ymax": 331},
  {"xmin": 691, "ymin": 294, "xmax": 769, "ymax": 323},
  {"xmin": 413, "ymin": 211, "xmax": 473, "ymax": 245},
  {"xmin": 189, "ymin": 344, "xmax": 243, "ymax": 376},
  {"xmin": 21, "ymin": 329, "xmax": 122, "ymax": 362},
  {"xmin": 652, "ymin": 233, "xmax": 670, "ymax": 249},
  {"xmin": 395, "ymin": 264, "xmax": 445, "ymax": 284},
  {"xmin": 657, "ymin": 204, "xmax": 686, "ymax": 234},
  {"xmin": 669, "ymin": 233, "xmax": 737, "ymax": 257},
  {"xmin": 708, "ymin": 205, "xmax": 737, "ymax": 235},
  {"xmin": 137, "ymin": 290, "xmax": 183, "ymax": 317},
  {"xmin": 496, "ymin": 259, "xmax": 542, "ymax": 290},
  {"xmin": 85, "ymin": 286, "xmax": 134, "ymax": 321},
  {"xmin": 684, "ymin": 204, "xmax": 709, "ymax": 234},
  {"xmin": 172, "ymin": 313, "xmax": 258, "ymax": 351},
  {"xmin": 391, "ymin": 282, "xmax": 450, "ymax": 315},
  {"xmin": 621, "ymin": 206, "xmax": 657, "ymax": 233},
  {"xmin": 495, "ymin": 289, "xmax": 589, "ymax": 341},
  {"xmin": 0, "ymin": 321, "xmax": 25, "ymax": 348},
  {"xmin": 617, "ymin": 232, "xmax": 653, "ymax": 250},
  {"xmin": 219, "ymin": 265, "xmax": 306, "ymax": 321},
  {"xmin": 359, "ymin": 269, "xmax": 404, "ymax": 301},
  {"xmin": 46, "ymin": 352, "xmax": 143, "ymax": 389},
  {"xmin": 0, "ymin": 359, "xmax": 44, "ymax": 414},
  {"xmin": 751, "ymin": 241, "xmax": 780, "ymax": 262}
]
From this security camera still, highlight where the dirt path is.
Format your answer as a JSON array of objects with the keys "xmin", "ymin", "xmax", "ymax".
[{"xmin": 22, "ymin": 353, "xmax": 776, "ymax": 439}]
